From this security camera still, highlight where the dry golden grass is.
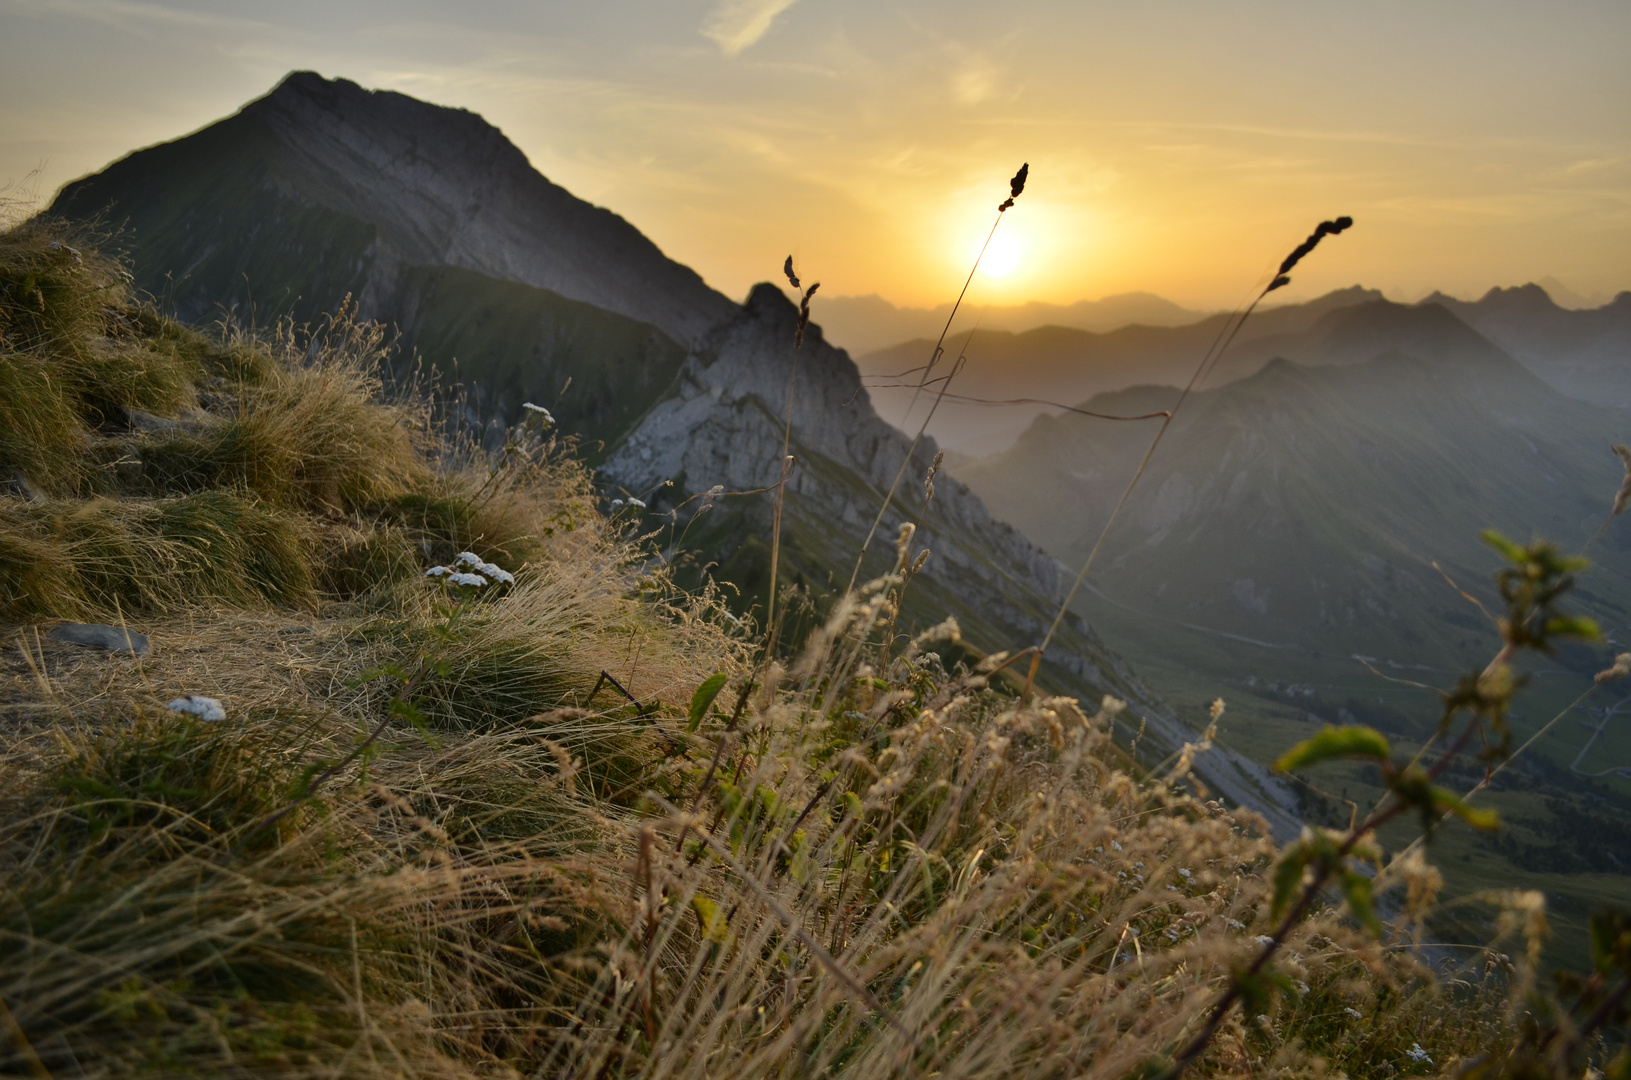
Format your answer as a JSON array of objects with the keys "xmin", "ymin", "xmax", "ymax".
[{"xmin": 0, "ymin": 217, "xmax": 1532, "ymax": 1079}]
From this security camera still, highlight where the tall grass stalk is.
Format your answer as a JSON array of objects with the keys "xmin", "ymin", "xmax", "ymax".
[
  {"xmin": 846, "ymin": 164, "xmax": 1029, "ymax": 593},
  {"xmin": 1021, "ymin": 216, "xmax": 1354, "ymax": 697},
  {"xmin": 764, "ymin": 263, "xmax": 819, "ymax": 658}
]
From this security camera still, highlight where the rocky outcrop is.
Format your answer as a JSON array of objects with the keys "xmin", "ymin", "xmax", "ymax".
[
  {"xmin": 604, "ymin": 284, "xmax": 1064, "ymax": 602},
  {"xmin": 601, "ymin": 285, "xmax": 1305, "ymax": 837}
]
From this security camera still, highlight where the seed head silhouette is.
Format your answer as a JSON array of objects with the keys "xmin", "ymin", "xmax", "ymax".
[
  {"xmin": 1267, "ymin": 215, "xmax": 1354, "ymax": 292},
  {"xmin": 999, "ymin": 162, "xmax": 1030, "ymax": 211}
]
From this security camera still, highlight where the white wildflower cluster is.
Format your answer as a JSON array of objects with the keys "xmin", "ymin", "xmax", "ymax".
[
  {"xmin": 609, "ymin": 496, "xmax": 648, "ymax": 513},
  {"xmin": 422, "ymin": 552, "xmax": 515, "ymax": 590},
  {"xmin": 1406, "ymin": 1043, "xmax": 1433, "ymax": 1064},
  {"xmin": 520, "ymin": 402, "xmax": 555, "ymax": 426},
  {"xmin": 1345, "ymin": 1007, "xmax": 1364, "ymax": 1020},
  {"xmin": 1255, "ymin": 935, "xmax": 1276, "ymax": 947},
  {"xmin": 167, "ymin": 695, "xmax": 226, "ymax": 722},
  {"xmin": 456, "ymin": 550, "xmax": 515, "ymax": 585}
]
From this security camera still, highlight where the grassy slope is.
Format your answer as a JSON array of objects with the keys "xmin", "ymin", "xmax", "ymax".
[{"xmin": 0, "ymin": 221, "xmax": 1541, "ymax": 1079}]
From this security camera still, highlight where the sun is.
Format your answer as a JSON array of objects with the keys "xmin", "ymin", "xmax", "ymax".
[{"xmin": 980, "ymin": 230, "xmax": 1023, "ymax": 278}]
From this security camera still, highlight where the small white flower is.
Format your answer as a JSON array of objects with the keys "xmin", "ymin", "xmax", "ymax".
[
  {"xmin": 455, "ymin": 551, "xmax": 483, "ymax": 567},
  {"xmin": 448, "ymin": 572, "xmax": 488, "ymax": 587},
  {"xmin": 1294, "ymin": 980, "xmax": 1310, "ymax": 995},
  {"xmin": 167, "ymin": 695, "xmax": 226, "ymax": 722},
  {"xmin": 1255, "ymin": 935, "xmax": 1276, "ymax": 947},
  {"xmin": 521, "ymin": 402, "xmax": 554, "ymax": 423},
  {"xmin": 1166, "ymin": 885, "xmax": 1179, "ymax": 892},
  {"xmin": 1406, "ymin": 1043, "xmax": 1432, "ymax": 1065},
  {"xmin": 1345, "ymin": 1007, "xmax": 1364, "ymax": 1020},
  {"xmin": 424, "ymin": 566, "xmax": 451, "ymax": 577},
  {"xmin": 481, "ymin": 564, "xmax": 515, "ymax": 585},
  {"xmin": 609, "ymin": 499, "xmax": 624, "ymax": 511},
  {"xmin": 627, "ymin": 497, "xmax": 646, "ymax": 509},
  {"xmin": 1178, "ymin": 867, "xmax": 1193, "ymax": 879},
  {"xmin": 1225, "ymin": 918, "xmax": 1245, "ymax": 931},
  {"xmin": 1111, "ymin": 841, "xmax": 1122, "ymax": 851}
]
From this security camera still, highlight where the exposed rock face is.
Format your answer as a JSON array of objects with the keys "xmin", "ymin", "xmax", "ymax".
[
  {"xmin": 602, "ymin": 285, "xmax": 1304, "ymax": 838},
  {"xmin": 604, "ymin": 285, "xmax": 1065, "ymax": 604}
]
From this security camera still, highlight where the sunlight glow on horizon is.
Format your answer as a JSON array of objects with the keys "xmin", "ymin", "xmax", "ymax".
[{"xmin": 0, "ymin": 2, "xmax": 1626, "ymax": 311}]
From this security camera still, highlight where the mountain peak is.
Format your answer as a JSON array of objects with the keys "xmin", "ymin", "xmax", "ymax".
[
  {"xmin": 745, "ymin": 280, "xmax": 798, "ymax": 319},
  {"xmin": 1476, "ymin": 282, "xmax": 1562, "ymax": 313},
  {"xmin": 56, "ymin": 70, "xmax": 737, "ymax": 346}
]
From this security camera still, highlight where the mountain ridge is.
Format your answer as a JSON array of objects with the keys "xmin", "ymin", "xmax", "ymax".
[{"xmin": 858, "ymin": 288, "xmax": 1625, "ymax": 456}]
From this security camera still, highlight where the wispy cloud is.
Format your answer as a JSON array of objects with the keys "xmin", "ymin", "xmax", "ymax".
[
  {"xmin": 1, "ymin": 0, "xmax": 268, "ymax": 33},
  {"xmin": 702, "ymin": 0, "xmax": 798, "ymax": 56}
]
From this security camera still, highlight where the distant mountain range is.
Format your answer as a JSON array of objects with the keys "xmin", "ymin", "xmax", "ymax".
[
  {"xmin": 49, "ymin": 72, "xmax": 1304, "ymax": 830},
  {"xmin": 859, "ymin": 285, "xmax": 1631, "ymax": 456},
  {"xmin": 812, "ymin": 291, "xmax": 1204, "ymax": 354},
  {"xmin": 1424, "ymin": 284, "xmax": 1631, "ymax": 407},
  {"xmin": 955, "ymin": 297, "xmax": 1631, "ymax": 695}
]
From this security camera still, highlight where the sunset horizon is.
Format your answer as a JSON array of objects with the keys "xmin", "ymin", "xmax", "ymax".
[{"xmin": 4, "ymin": 2, "xmax": 1628, "ymax": 313}]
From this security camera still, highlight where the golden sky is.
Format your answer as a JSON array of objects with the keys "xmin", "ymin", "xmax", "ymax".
[{"xmin": 2, "ymin": 0, "xmax": 1627, "ymax": 310}]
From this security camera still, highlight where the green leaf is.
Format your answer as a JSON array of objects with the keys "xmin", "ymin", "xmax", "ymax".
[
  {"xmin": 1341, "ymin": 870, "xmax": 1383, "ymax": 936},
  {"xmin": 390, "ymin": 697, "xmax": 433, "ymax": 737},
  {"xmin": 1428, "ymin": 786, "xmax": 1500, "ymax": 831},
  {"xmin": 1273, "ymin": 725, "xmax": 1391, "ymax": 773},
  {"xmin": 1272, "ymin": 844, "xmax": 1312, "ymax": 918},
  {"xmin": 691, "ymin": 895, "xmax": 730, "ymax": 943},
  {"xmin": 1481, "ymin": 529, "xmax": 1528, "ymax": 565},
  {"xmin": 1588, "ymin": 908, "xmax": 1631, "ymax": 977},
  {"xmin": 1428, "ymin": 792, "xmax": 1500, "ymax": 832},
  {"xmin": 1236, "ymin": 966, "xmax": 1295, "ymax": 1015},
  {"xmin": 687, "ymin": 673, "xmax": 729, "ymax": 732},
  {"xmin": 1543, "ymin": 615, "xmax": 1601, "ymax": 641}
]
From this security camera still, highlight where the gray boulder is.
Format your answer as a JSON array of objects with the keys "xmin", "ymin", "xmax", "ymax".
[{"xmin": 47, "ymin": 622, "xmax": 151, "ymax": 656}]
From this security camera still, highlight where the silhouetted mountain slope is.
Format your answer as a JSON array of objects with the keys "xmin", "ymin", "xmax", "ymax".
[
  {"xmin": 55, "ymin": 71, "xmax": 734, "ymax": 346},
  {"xmin": 1423, "ymin": 284, "xmax": 1631, "ymax": 407}
]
